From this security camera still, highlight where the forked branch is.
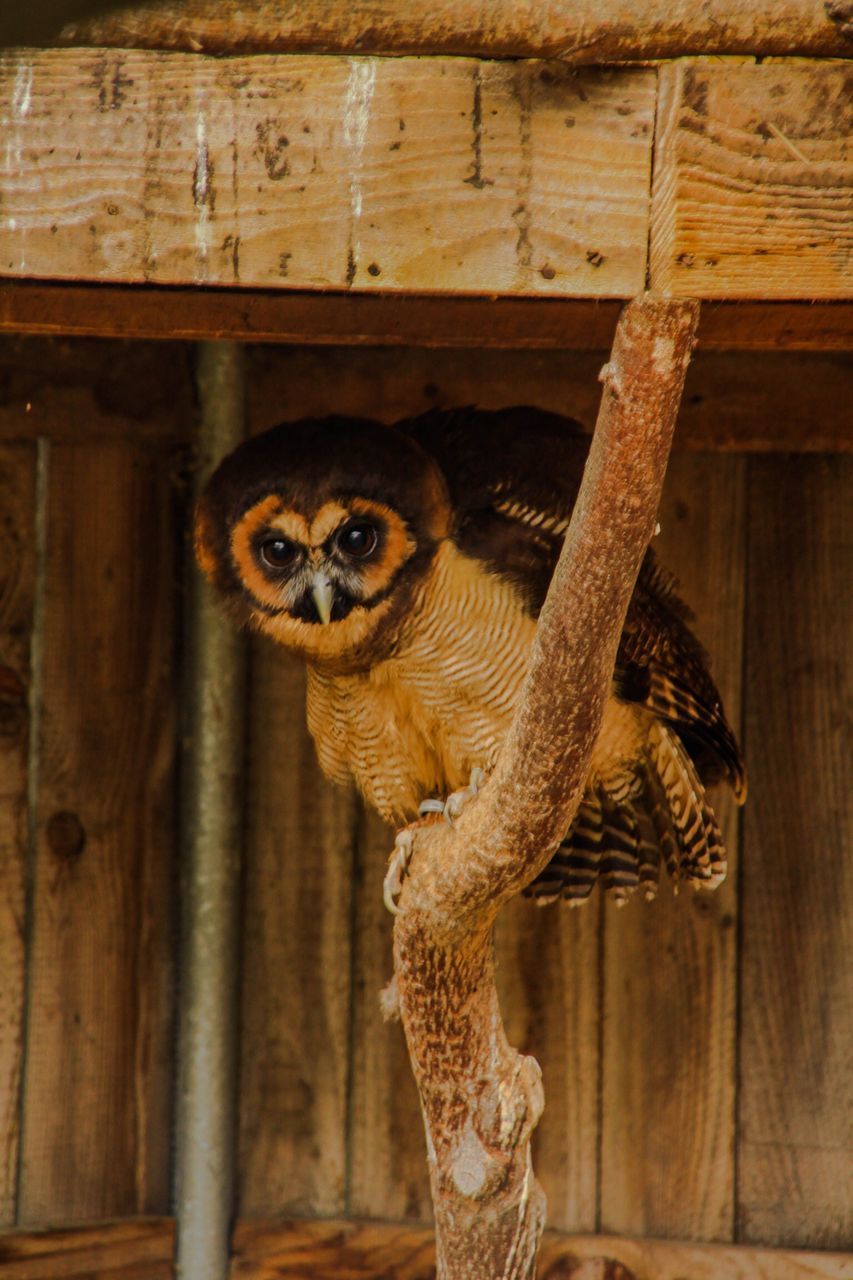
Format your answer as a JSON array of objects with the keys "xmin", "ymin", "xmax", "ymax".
[{"xmin": 391, "ymin": 294, "xmax": 700, "ymax": 1279}]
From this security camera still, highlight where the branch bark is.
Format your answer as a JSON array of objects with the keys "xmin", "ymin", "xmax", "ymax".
[
  {"xmin": 57, "ymin": 0, "xmax": 852, "ymax": 60},
  {"xmin": 391, "ymin": 294, "xmax": 700, "ymax": 1279}
]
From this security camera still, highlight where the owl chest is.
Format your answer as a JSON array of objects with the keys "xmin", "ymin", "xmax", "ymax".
[{"xmin": 306, "ymin": 598, "xmax": 536, "ymax": 823}]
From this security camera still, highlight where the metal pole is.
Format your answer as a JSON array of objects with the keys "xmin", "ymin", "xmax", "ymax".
[{"xmin": 175, "ymin": 342, "xmax": 247, "ymax": 1280}]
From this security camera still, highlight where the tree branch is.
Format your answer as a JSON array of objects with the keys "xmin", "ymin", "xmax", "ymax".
[{"xmin": 392, "ymin": 293, "xmax": 700, "ymax": 1280}]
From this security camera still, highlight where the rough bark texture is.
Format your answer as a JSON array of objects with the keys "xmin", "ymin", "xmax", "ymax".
[
  {"xmin": 392, "ymin": 294, "xmax": 700, "ymax": 1279},
  {"xmin": 57, "ymin": 0, "xmax": 853, "ymax": 60}
]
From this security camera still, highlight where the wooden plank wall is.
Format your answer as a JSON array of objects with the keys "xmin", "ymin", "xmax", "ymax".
[
  {"xmin": 0, "ymin": 339, "xmax": 188, "ymax": 1226},
  {"xmin": 0, "ymin": 335, "xmax": 849, "ymax": 1254}
]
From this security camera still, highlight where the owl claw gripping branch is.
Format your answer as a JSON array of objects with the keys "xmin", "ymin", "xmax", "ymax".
[{"xmin": 196, "ymin": 407, "xmax": 745, "ymax": 909}]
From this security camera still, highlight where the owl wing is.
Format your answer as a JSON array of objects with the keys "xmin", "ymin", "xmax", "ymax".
[{"xmin": 398, "ymin": 405, "xmax": 745, "ymax": 902}]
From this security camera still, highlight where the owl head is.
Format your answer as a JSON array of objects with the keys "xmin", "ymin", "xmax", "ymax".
[{"xmin": 195, "ymin": 416, "xmax": 451, "ymax": 670}]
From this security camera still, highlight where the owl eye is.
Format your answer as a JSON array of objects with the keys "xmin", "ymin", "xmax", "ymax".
[
  {"xmin": 336, "ymin": 520, "xmax": 378, "ymax": 558},
  {"xmin": 259, "ymin": 537, "xmax": 300, "ymax": 569}
]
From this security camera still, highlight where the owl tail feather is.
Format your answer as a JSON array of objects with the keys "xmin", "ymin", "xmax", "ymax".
[{"xmin": 525, "ymin": 723, "xmax": 727, "ymax": 906}]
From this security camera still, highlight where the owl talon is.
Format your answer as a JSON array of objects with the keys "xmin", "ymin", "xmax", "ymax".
[
  {"xmin": 384, "ymin": 829, "xmax": 416, "ymax": 916},
  {"xmin": 443, "ymin": 767, "xmax": 486, "ymax": 825},
  {"xmin": 418, "ymin": 798, "xmax": 446, "ymax": 817}
]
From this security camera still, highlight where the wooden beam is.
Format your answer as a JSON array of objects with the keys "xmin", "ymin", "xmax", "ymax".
[
  {"xmin": 227, "ymin": 1217, "xmax": 853, "ymax": 1278},
  {"xmin": 55, "ymin": 0, "xmax": 853, "ymax": 62},
  {"xmin": 2, "ymin": 53, "xmax": 851, "ymax": 302},
  {"xmin": 1, "ymin": 285, "xmax": 851, "ymax": 350},
  {"xmin": 0, "ymin": 1217, "xmax": 849, "ymax": 1279},
  {"xmin": 0, "ymin": 1218, "xmax": 174, "ymax": 1279},
  {"xmin": 650, "ymin": 63, "xmax": 852, "ymax": 299},
  {"xmin": 0, "ymin": 51, "xmax": 654, "ymax": 298},
  {"xmin": 246, "ymin": 345, "xmax": 853, "ymax": 453}
]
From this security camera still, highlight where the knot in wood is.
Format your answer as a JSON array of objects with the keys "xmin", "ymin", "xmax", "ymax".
[
  {"xmin": 46, "ymin": 810, "xmax": 87, "ymax": 863},
  {"xmin": 448, "ymin": 1117, "xmax": 505, "ymax": 1200}
]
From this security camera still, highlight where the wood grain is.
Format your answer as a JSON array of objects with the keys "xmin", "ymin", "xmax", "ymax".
[
  {"xmin": 0, "ymin": 444, "xmax": 36, "ymax": 1224},
  {"xmin": 228, "ymin": 1217, "xmax": 853, "ymax": 1278},
  {"xmin": 0, "ymin": 1217, "xmax": 174, "ymax": 1279},
  {"xmin": 347, "ymin": 806, "xmax": 433, "ymax": 1221},
  {"xmin": 0, "ymin": 336, "xmax": 195, "ymax": 443},
  {"xmin": 651, "ymin": 63, "xmax": 853, "ymax": 299},
  {"xmin": 17, "ymin": 442, "xmax": 176, "ymax": 1223},
  {"xmin": 57, "ymin": 0, "xmax": 853, "ymax": 61},
  {"xmin": 2, "ymin": 284, "xmax": 851, "ymax": 351},
  {"xmin": 238, "ymin": 644, "xmax": 357, "ymax": 1217},
  {"xmin": 0, "ymin": 51, "xmax": 654, "ymax": 298},
  {"xmin": 247, "ymin": 344, "xmax": 853, "ymax": 453},
  {"xmin": 600, "ymin": 453, "xmax": 746, "ymax": 1240},
  {"xmin": 739, "ymin": 455, "xmax": 853, "ymax": 1249},
  {"xmin": 1, "ymin": 335, "xmax": 850, "ymax": 451},
  {"xmin": 494, "ymin": 897, "xmax": 599, "ymax": 1232}
]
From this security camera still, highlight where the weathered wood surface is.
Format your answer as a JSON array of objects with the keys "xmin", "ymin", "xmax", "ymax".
[
  {"xmin": 600, "ymin": 453, "xmax": 745, "ymax": 1240},
  {"xmin": 229, "ymin": 1218, "xmax": 853, "ymax": 1278},
  {"xmin": 17, "ymin": 442, "xmax": 176, "ymax": 1222},
  {"xmin": 0, "ymin": 444, "xmax": 36, "ymax": 1224},
  {"xmin": 239, "ymin": 645, "xmax": 357, "ymax": 1217},
  {"xmin": 2, "ymin": 285, "xmax": 852, "ymax": 350},
  {"xmin": 248, "ymin": 344, "xmax": 853, "ymax": 453},
  {"xmin": 651, "ymin": 63, "xmax": 853, "ymax": 299},
  {"xmin": 348, "ymin": 807, "xmax": 433, "ymax": 1222},
  {"xmin": 0, "ymin": 50, "xmax": 654, "ymax": 298},
  {"xmin": 56, "ymin": 0, "xmax": 853, "ymax": 61},
  {"xmin": 0, "ymin": 1217, "xmax": 174, "ymax": 1279},
  {"xmin": 1, "ymin": 335, "xmax": 851, "ymax": 451},
  {"xmin": 0, "ymin": 336, "xmax": 195, "ymax": 443},
  {"xmin": 494, "ymin": 893, "xmax": 599, "ymax": 1231},
  {"xmin": 739, "ymin": 455, "xmax": 853, "ymax": 1250}
]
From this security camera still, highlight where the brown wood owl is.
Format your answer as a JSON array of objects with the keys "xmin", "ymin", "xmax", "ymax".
[{"xmin": 195, "ymin": 406, "xmax": 745, "ymax": 904}]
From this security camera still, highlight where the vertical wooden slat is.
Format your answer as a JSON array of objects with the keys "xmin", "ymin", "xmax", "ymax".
[
  {"xmin": 18, "ymin": 441, "xmax": 176, "ymax": 1223},
  {"xmin": 348, "ymin": 807, "xmax": 432, "ymax": 1222},
  {"xmin": 600, "ymin": 453, "xmax": 746, "ymax": 1240},
  {"xmin": 494, "ymin": 899, "xmax": 599, "ymax": 1231},
  {"xmin": 0, "ymin": 444, "xmax": 37, "ymax": 1225},
  {"xmin": 739, "ymin": 455, "xmax": 852, "ymax": 1249},
  {"xmin": 238, "ymin": 645, "xmax": 357, "ymax": 1216}
]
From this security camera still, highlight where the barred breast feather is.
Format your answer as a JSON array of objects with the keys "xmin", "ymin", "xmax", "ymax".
[{"xmin": 391, "ymin": 406, "xmax": 746, "ymax": 904}]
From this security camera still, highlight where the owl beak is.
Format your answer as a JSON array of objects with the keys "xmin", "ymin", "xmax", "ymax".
[{"xmin": 310, "ymin": 572, "xmax": 334, "ymax": 626}]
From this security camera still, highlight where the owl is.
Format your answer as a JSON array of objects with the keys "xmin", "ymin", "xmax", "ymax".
[{"xmin": 195, "ymin": 406, "xmax": 745, "ymax": 904}]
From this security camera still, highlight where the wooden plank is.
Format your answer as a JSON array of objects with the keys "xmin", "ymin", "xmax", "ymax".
[
  {"xmin": 228, "ymin": 1217, "xmax": 853, "ymax": 1278},
  {"xmin": 247, "ymin": 344, "xmax": 853, "ymax": 453},
  {"xmin": 0, "ymin": 335, "xmax": 195, "ymax": 443},
  {"xmin": 0, "ymin": 334, "xmax": 849, "ymax": 452},
  {"xmin": 54, "ymin": 0, "xmax": 853, "ymax": 61},
  {"xmin": 0, "ymin": 50, "xmax": 654, "ymax": 298},
  {"xmin": 493, "ymin": 896, "xmax": 600, "ymax": 1231},
  {"xmin": 18, "ymin": 442, "xmax": 176, "ymax": 1223},
  {"xmin": 0, "ymin": 443, "xmax": 36, "ymax": 1224},
  {"xmin": 739, "ymin": 455, "xmax": 853, "ymax": 1249},
  {"xmin": 1, "ymin": 284, "xmax": 851, "ymax": 351},
  {"xmin": 348, "ymin": 807, "xmax": 433, "ymax": 1221},
  {"xmin": 0, "ymin": 1217, "xmax": 174, "ymax": 1279},
  {"xmin": 238, "ymin": 645, "xmax": 357, "ymax": 1217},
  {"xmin": 600, "ymin": 453, "xmax": 746, "ymax": 1239},
  {"xmin": 651, "ymin": 63, "xmax": 853, "ymax": 299}
]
